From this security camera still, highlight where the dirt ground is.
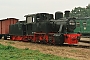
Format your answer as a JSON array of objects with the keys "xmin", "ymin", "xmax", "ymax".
[{"xmin": 0, "ymin": 38, "xmax": 90, "ymax": 60}]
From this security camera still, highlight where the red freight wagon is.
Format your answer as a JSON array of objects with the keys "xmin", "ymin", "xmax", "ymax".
[{"xmin": 0, "ymin": 18, "xmax": 18, "ymax": 39}]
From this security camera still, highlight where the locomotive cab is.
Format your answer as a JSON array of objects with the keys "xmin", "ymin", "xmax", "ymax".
[
  {"xmin": 25, "ymin": 13, "xmax": 54, "ymax": 35},
  {"xmin": 24, "ymin": 13, "xmax": 53, "ymax": 23}
]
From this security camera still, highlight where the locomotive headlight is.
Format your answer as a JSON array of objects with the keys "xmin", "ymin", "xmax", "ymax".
[
  {"xmin": 70, "ymin": 22, "xmax": 72, "ymax": 25},
  {"xmin": 69, "ymin": 20, "xmax": 75, "ymax": 25}
]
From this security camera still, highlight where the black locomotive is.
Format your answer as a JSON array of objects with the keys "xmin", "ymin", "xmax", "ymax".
[{"xmin": 9, "ymin": 11, "xmax": 81, "ymax": 45}]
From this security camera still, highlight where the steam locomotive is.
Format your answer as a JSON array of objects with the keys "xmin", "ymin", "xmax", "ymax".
[{"xmin": 8, "ymin": 11, "xmax": 81, "ymax": 45}]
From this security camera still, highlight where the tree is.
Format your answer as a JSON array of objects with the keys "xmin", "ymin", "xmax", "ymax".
[
  {"xmin": 70, "ymin": 4, "xmax": 90, "ymax": 17},
  {"xmin": 70, "ymin": 7, "xmax": 86, "ymax": 18},
  {"xmin": 86, "ymin": 4, "xmax": 90, "ymax": 9}
]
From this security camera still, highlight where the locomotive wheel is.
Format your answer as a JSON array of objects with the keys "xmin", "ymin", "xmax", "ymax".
[
  {"xmin": 31, "ymin": 40, "xmax": 34, "ymax": 43},
  {"xmin": 40, "ymin": 40, "xmax": 44, "ymax": 44},
  {"xmin": 36, "ymin": 40, "xmax": 41, "ymax": 44},
  {"xmin": 54, "ymin": 34, "xmax": 64, "ymax": 45},
  {"xmin": 77, "ymin": 36, "xmax": 81, "ymax": 42},
  {"xmin": 43, "ymin": 40, "xmax": 47, "ymax": 44},
  {"xmin": 48, "ymin": 40, "xmax": 53, "ymax": 45},
  {"xmin": 28, "ymin": 39, "xmax": 31, "ymax": 42}
]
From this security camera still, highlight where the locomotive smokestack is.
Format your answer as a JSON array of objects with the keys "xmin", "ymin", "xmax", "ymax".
[
  {"xmin": 49, "ymin": 14, "xmax": 54, "ymax": 20},
  {"xmin": 65, "ymin": 10, "xmax": 70, "ymax": 18},
  {"xmin": 55, "ymin": 11, "xmax": 63, "ymax": 20}
]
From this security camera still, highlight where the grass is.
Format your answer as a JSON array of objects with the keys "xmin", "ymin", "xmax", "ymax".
[{"xmin": 0, "ymin": 44, "xmax": 76, "ymax": 60}]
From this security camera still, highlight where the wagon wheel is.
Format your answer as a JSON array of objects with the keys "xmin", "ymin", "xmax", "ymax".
[
  {"xmin": 0, "ymin": 35, "xmax": 2, "ymax": 39},
  {"xmin": 4, "ymin": 35, "xmax": 7, "ymax": 40}
]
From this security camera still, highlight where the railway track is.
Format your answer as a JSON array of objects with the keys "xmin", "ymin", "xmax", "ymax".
[
  {"xmin": 78, "ymin": 37, "xmax": 90, "ymax": 49},
  {"xmin": 0, "ymin": 37, "xmax": 90, "ymax": 49},
  {"xmin": 62, "ymin": 44, "xmax": 90, "ymax": 49},
  {"xmin": 39, "ymin": 37, "xmax": 90, "ymax": 49},
  {"xmin": 35, "ymin": 41, "xmax": 90, "ymax": 49}
]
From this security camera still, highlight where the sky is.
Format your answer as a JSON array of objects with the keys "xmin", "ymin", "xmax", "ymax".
[{"xmin": 0, "ymin": 0, "xmax": 90, "ymax": 20}]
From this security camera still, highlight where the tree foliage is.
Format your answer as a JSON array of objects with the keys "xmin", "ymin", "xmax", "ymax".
[
  {"xmin": 70, "ymin": 4, "xmax": 90, "ymax": 18},
  {"xmin": 86, "ymin": 4, "xmax": 90, "ymax": 9}
]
